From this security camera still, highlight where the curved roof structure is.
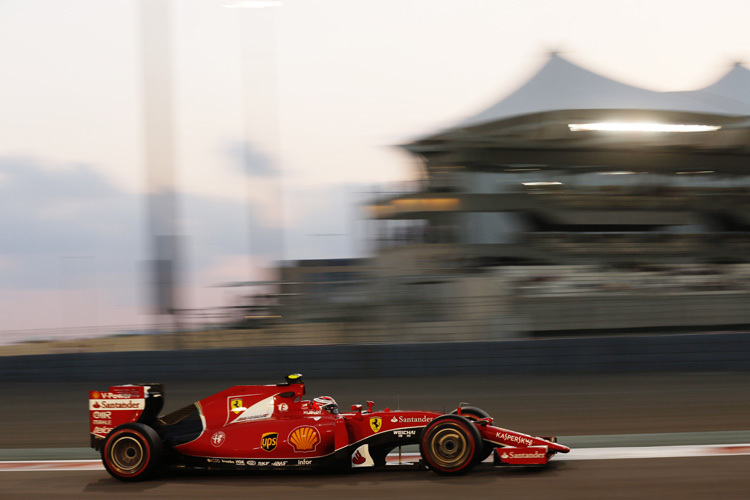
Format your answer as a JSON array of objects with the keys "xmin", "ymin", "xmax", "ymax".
[
  {"xmin": 453, "ymin": 53, "xmax": 750, "ymax": 130},
  {"xmin": 690, "ymin": 63, "xmax": 750, "ymax": 112}
]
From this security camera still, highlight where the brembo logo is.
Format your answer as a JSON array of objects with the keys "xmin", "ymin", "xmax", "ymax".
[{"xmin": 496, "ymin": 432, "xmax": 533, "ymax": 446}]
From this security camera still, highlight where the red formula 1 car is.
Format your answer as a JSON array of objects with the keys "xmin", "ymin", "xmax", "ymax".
[{"xmin": 89, "ymin": 374, "xmax": 569, "ymax": 481}]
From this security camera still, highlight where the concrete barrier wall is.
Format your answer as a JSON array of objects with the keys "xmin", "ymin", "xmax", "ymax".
[{"xmin": 2, "ymin": 332, "xmax": 749, "ymax": 382}]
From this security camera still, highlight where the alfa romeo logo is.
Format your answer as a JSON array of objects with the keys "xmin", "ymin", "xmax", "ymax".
[{"xmin": 211, "ymin": 431, "xmax": 226, "ymax": 447}]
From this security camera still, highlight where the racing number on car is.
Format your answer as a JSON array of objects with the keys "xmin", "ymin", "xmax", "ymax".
[{"xmin": 370, "ymin": 417, "xmax": 382, "ymax": 433}]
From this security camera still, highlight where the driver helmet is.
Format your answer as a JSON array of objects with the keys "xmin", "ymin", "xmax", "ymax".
[{"xmin": 313, "ymin": 396, "xmax": 339, "ymax": 414}]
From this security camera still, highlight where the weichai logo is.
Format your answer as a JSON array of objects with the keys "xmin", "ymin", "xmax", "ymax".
[{"xmin": 261, "ymin": 432, "xmax": 278, "ymax": 452}]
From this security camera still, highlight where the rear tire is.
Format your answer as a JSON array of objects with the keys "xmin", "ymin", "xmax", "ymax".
[
  {"xmin": 420, "ymin": 415, "xmax": 481, "ymax": 475},
  {"xmin": 102, "ymin": 423, "xmax": 163, "ymax": 482}
]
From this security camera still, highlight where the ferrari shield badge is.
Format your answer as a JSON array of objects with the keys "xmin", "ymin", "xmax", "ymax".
[
  {"xmin": 230, "ymin": 398, "xmax": 244, "ymax": 414},
  {"xmin": 369, "ymin": 417, "xmax": 382, "ymax": 433}
]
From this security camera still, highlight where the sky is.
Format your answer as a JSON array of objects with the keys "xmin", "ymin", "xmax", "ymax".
[{"xmin": 2, "ymin": 0, "xmax": 750, "ymax": 335}]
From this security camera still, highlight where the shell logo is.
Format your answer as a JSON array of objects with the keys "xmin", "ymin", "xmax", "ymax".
[{"xmin": 288, "ymin": 426, "xmax": 320, "ymax": 452}]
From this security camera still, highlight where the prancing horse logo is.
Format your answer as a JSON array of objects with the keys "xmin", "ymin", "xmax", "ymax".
[{"xmin": 369, "ymin": 417, "xmax": 382, "ymax": 433}]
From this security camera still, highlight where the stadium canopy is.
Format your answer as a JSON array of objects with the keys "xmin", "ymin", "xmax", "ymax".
[
  {"xmin": 405, "ymin": 53, "xmax": 750, "ymax": 175},
  {"xmin": 436, "ymin": 53, "xmax": 750, "ymax": 132},
  {"xmin": 696, "ymin": 62, "xmax": 750, "ymax": 109}
]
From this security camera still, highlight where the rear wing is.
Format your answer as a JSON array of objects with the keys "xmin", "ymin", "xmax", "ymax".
[{"xmin": 88, "ymin": 384, "xmax": 164, "ymax": 450}]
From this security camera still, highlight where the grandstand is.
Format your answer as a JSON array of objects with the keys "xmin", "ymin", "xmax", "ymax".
[
  {"xmin": 360, "ymin": 53, "xmax": 750, "ymax": 336},
  {"xmin": 367, "ymin": 53, "xmax": 750, "ymax": 265}
]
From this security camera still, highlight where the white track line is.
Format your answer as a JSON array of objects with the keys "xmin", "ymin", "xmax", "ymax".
[
  {"xmin": 2, "ymin": 444, "xmax": 750, "ymax": 472},
  {"xmin": 0, "ymin": 460, "xmax": 103, "ymax": 471},
  {"xmin": 564, "ymin": 443, "xmax": 750, "ymax": 461}
]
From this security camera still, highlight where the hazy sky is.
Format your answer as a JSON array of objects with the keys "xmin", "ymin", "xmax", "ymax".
[{"xmin": 2, "ymin": 0, "xmax": 750, "ymax": 333}]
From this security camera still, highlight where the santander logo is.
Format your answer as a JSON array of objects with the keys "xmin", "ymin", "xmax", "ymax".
[{"xmin": 352, "ymin": 450, "xmax": 366, "ymax": 465}]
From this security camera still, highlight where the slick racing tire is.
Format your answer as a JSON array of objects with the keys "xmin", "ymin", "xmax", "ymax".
[
  {"xmin": 102, "ymin": 423, "xmax": 163, "ymax": 482},
  {"xmin": 420, "ymin": 415, "xmax": 482, "ymax": 475},
  {"xmin": 451, "ymin": 406, "xmax": 494, "ymax": 463}
]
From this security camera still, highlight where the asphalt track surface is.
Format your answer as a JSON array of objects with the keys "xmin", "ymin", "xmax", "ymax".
[{"xmin": 2, "ymin": 373, "xmax": 750, "ymax": 498}]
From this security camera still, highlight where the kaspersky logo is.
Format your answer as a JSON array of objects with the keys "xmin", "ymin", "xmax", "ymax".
[
  {"xmin": 261, "ymin": 432, "xmax": 278, "ymax": 452},
  {"xmin": 369, "ymin": 417, "xmax": 382, "ymax": 433}
]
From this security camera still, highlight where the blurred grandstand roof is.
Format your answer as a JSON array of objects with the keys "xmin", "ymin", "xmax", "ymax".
[
  {"xmin": 451, "ymin": 53, "xmax": 750, "ymax": 130},
  {"xmin": 404, "ymin": 53, "xmax": 750, "ymax": 174},
  {"xmin": 700, "ymin": 62, "xmax": 750, "ymax": 104}
]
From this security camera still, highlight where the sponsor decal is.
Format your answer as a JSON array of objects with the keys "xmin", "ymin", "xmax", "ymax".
[
  {"xmin": 303, "ymin": 410, "xmax": 323, "ymax": 416},
  {"xmin": 92, "ymin": 419, "xmax": 112, "ymax": 425},
  {"xmin": 501, "ymin": 449, "xmax": 546, "ymax": 459},
  {"xmin": 207, "ymin": 458, "xmax": 220, "ymax": 464},
  {"xmin": 91, "ymin": 388, "xmax": 144, "ymax": 399},
  {"xmin": 297, "ymin": 459, "xmax": 312, "ymax": 466},
  {"xmin": 257, "ymin": 461, "xmax": 269, "ymax": 466},
  {"xmin": 211, "ymin": 431, "xmax": 226, "ymax": 447},
  {"xmin": 278, "ymin": 403, "xmax": 289, "ymax": 412},
  {"xmin": 352, "ymin": 450, "xmax": 366, "ymax": 465},
  {"xmin": 394, "ymin": 429, "xmax": 416, "ymax": 438},
  {"xmin": 271, "ymin": 461, "xmax": 287, "ymax": 467},
  {"xmin": 92, "ymin": 426, "xmax": 113, "ymax": 435},
  {"xmin": 247, "ymin": 461, "xmax": 257, "ymax": 466},
  {"xmin": 288, "ymin": 426, "xmax": 320, "ymax": 452},
  {"xmin": 235, "ymin": 460, "xmax": 245, "ymax": 465},
  {"xmin": 92, "ymin": 411, "xmax": 111, "ymax": 419},
  {"xmin": 229, "ymin": 395, "xmax": 275, "ymax": 425},
  {"xmin": 351, "ymin": 444, "xmax": 374, "ymax": 467},
  {"xmin": 390, "ymin": 415, "xmax": 433, "ymax": 424},
  {"xmin": 89, "ymin": 399, "xmax": 145, "ymax": 410},
  {"xmin": 230, "ymin": 398, "xmax": 245, "ymax": 414},
  {"xmin": 496, "ymin": 432, "xmax": 533, "ymax": 447},
  {"xmin": 95, "ymin": 392, "xmax": 136, "ymax": 399},
  {"xmin": 221, "ymin": 459, "xmax": 234, "ymax": 465},
  {"xmin": 261, "ymin": 432, "xmax": 278, "ymax": 452},
  {"xmin": 369, "ymin": 417, "xmax": 382, "ymax": 433}
]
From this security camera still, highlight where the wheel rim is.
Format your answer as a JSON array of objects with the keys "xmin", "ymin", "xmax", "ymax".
[
  {"xmin": 428, "ymin": 425, "xmax": 471, "ymax": 468},
  {"xmin": 109, "ymin": 435, "xmax": 146, "ymax": 474}
]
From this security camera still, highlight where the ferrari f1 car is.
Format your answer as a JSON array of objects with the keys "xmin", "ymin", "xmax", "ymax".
[{"xmin": 89, "ymin": 374, "xmax": 569, "ymax": 481}]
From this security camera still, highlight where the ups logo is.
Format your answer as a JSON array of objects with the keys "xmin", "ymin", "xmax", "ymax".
[{"xmin": 261, "ymin": 432, "xmax": 278, "ymax": 452}]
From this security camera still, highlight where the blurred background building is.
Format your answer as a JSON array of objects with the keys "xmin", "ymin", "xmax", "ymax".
[
  {"xmin": 6, "ymin": 52, "xmax": 750, "ymax": 351},
  {"xmin": 268, "ymin": 53, "xmax": 750, "ymax": 342}
]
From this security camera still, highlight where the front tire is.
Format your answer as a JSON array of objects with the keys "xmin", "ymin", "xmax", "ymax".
[
  {"xmin": 420, "ymin": 415, "xmax": 481, "ymax": 475},
  {"xmin": 451, "ymin": 406, "xmax": 494, "ymax": 462},
  {"xmin": 102, "ymin": 423, "xmax": 163, "ymax": 482}
]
